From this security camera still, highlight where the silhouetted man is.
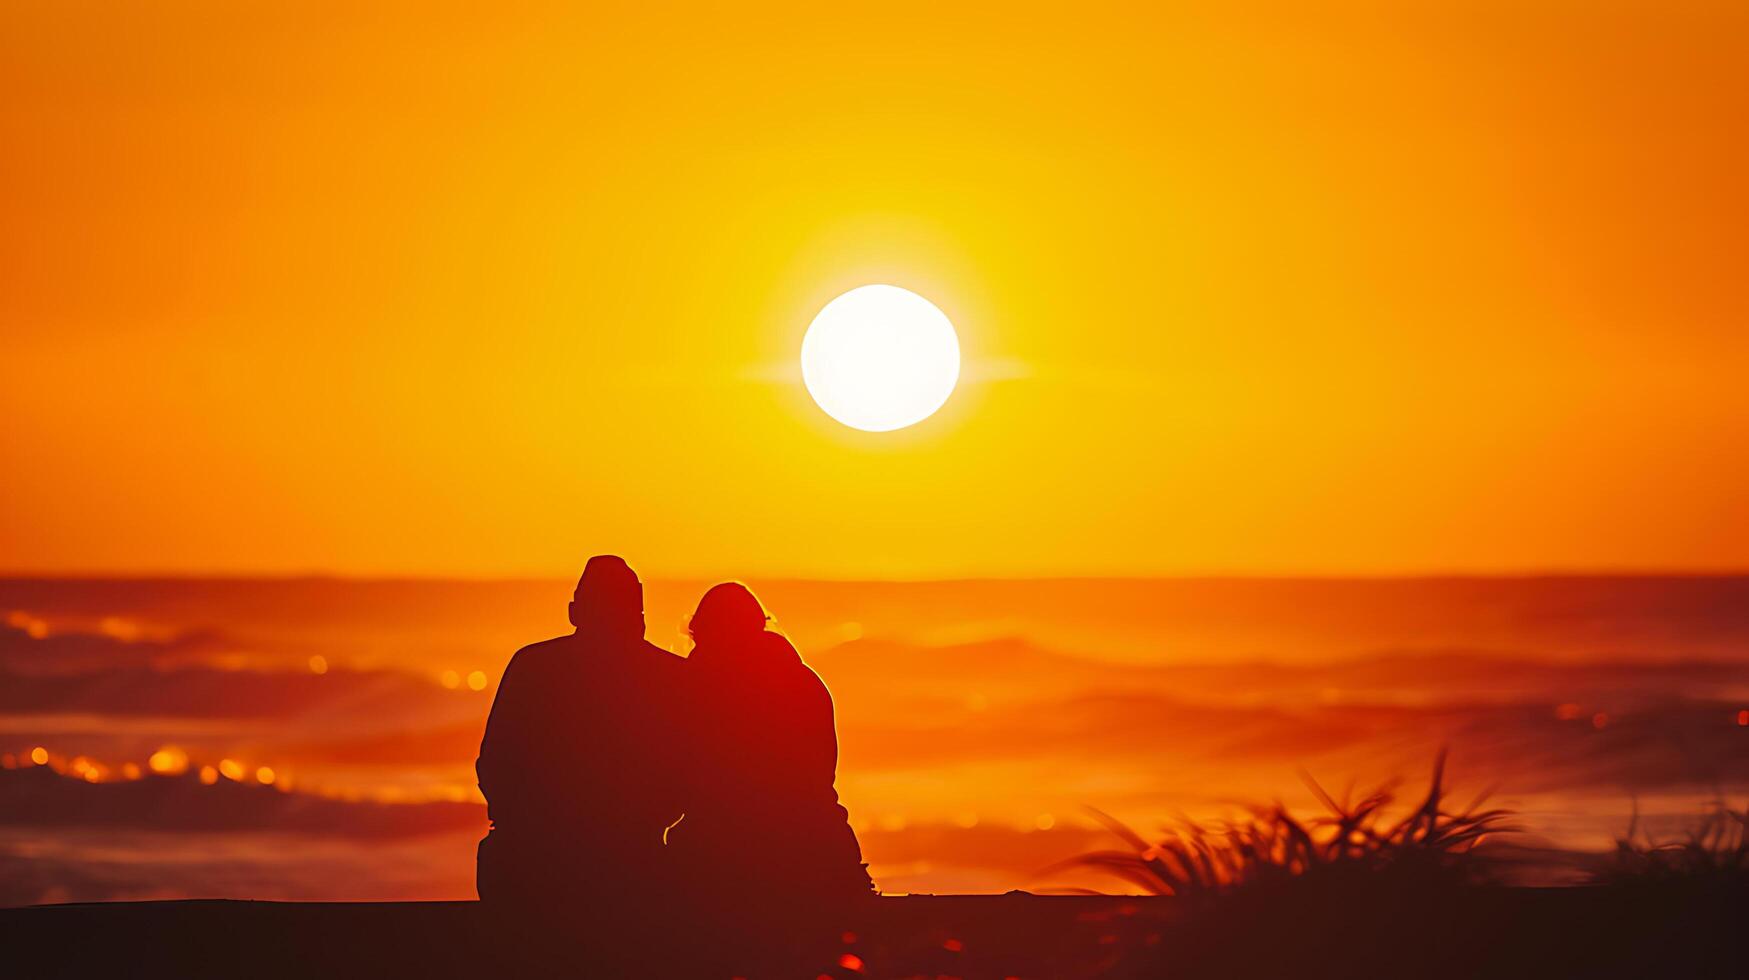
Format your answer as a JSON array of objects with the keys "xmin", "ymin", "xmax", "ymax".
[{"xmin": 475, "ymin": 555, "xmax": 687, "ymax": 910}]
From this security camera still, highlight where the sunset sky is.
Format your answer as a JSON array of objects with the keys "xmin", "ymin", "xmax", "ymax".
[{"xmin": 4, "ymin": 0, "xmax": 1745, "ymax": 578}]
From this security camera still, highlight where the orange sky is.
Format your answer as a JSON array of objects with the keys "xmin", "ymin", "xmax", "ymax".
[{"xmin": 3, "ymin": 1, "xmax": 1745, "ymax": 578}]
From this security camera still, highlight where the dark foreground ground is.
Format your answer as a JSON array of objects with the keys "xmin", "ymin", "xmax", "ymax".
[{"xmin": 3, "ymin": 888, "xmax": 1743, "ymax": 979}]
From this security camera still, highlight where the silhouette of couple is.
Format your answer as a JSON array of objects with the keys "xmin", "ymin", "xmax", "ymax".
[{"xmin": 475, "ymin": 556, "xmax": 872, "ymax": 932}]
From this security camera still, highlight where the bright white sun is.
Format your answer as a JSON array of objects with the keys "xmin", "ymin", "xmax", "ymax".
[{"xmin": 801, "ymin": 285, "xmax": 961, "ymax": 432}]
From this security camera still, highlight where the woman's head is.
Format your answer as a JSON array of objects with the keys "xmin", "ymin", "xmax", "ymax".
[{"xmin": 688, "ymin": 582, "xmax": 771, "ymax": 645}]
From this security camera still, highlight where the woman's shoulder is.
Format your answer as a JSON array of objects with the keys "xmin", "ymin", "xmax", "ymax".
[
  {"xmin": 754, "ymin": 632, "xmax": 830, "ymax": 686},
  {"xmin": 755, "ymin": 630, "xmax": 804, "ymax": 661}
]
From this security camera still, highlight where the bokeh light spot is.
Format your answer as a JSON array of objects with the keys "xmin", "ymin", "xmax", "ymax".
[{"xmin": 147, "ymin": 746, "xmax": 188, "ymax": 775}]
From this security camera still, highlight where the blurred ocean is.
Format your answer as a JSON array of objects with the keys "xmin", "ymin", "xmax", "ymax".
[{"xmin": 3, "ymin": 575, "xmax": 1746, "ymax": 904}]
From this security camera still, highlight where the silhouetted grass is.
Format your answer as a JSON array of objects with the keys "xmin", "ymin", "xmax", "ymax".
[
  {"xmin": 1592, "ymin": 799, "xmax": 1748, "ymax": 888},
  {"xmin": 1052, "ymin": 750, "xmax": 1516, "ymax": 901}
]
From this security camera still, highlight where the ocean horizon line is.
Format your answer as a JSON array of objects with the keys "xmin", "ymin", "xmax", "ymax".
[{"xmin": 5, "ymin": 569, "xmax": 1749, "ymax": 585}]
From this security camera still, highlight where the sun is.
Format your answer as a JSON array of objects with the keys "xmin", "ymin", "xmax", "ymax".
[{"xmin": 801, "ymin": 285, "xmax": 961, "ymax": 432}]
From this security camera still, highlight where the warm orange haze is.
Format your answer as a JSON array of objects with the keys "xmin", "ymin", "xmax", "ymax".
[
  {"xmin": 4, "ymin": 1, "xmax": 1747, "ymax": 578},
  {"xmin": 2, "ymin": 2, "xmax": 1748, "ymax": 976}
]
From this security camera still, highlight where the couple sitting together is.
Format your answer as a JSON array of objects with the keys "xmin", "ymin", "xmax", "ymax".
[{"xmin": 475, "ymin": 555, "xmax": 873, "ymax": 920}]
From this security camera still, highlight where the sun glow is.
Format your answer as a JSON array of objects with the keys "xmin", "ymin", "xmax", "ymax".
[{"xmin": 801, "ymin": 285, "xmax": 960, "ymax": 432}]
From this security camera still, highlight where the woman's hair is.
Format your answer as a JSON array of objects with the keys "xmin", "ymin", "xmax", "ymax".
[{"xmin": 688, "ymin": 581, "xmax": 772, "ymax": 641}]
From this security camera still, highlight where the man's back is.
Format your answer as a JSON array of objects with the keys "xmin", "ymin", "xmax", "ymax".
[{"xmin": 475, "ymin": 630, "xmax": 688, "ymax": 904}]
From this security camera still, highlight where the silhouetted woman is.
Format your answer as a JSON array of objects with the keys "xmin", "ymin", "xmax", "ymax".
[{"xmin": 669, "ymin": 582, "xmax": 873, "ymax": 925}]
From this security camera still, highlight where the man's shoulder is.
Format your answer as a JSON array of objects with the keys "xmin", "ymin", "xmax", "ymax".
[
  {"xmin": 516, "ymin": 633, "xmax": 578, "ymax": 656},
  {"xmin": 506, "ymin": 633, "xmax": 683, "ymax": 671},
  {"xmin": 635, "ymin": 639, "xmax": 687, "ymax": 671},
  {"xmin": 503, "ymin": 634, "xmax": 578, "ymax": 672}
]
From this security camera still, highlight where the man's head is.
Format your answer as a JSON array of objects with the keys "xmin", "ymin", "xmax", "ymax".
[{"xmin": 568, "ymin": 555, "xmax": 645, "ymax": 640}]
